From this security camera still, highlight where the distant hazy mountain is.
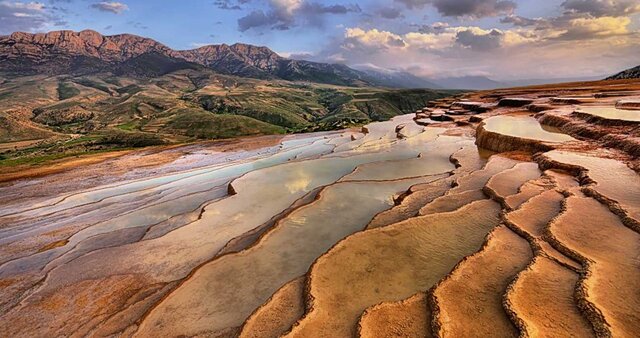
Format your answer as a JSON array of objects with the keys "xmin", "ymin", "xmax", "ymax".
[
  {"xmin": 0, "ymin": 30, "xmax": 382, "ymax": 87},
  {"xmin": 431, "ymin": 76, "xmax": 504, "ymax": 90},
  {"xmin": 607, "ymin": 65, "xmax": 640, "ymax": 80},
  {"xmin": 504, "ymin": 76, "xmax": 604, "ymax": 87},
  {"xmin": 431, "ymin": 75, "xmax": 605, "ymax": 90},
  {"xmin": 352, "ymin": 65, "xmax": 442, "ymax": 89}
]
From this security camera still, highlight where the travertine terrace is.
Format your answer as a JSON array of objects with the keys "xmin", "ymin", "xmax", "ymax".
[{"xmin": 1, "ymin": 79, "xmax": 639, "ymax": 337}]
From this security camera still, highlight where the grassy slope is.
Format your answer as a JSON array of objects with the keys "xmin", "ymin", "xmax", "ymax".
[
  {"xmin": 0, "ymin": 72, "xmax": 462, "ymax": 167},
  {"xmin": 166, "ymin": 108, "xmax": 285, "ymax": 139},
  {"xmin": 57, "ymin": 82, "xmax": 80, "ymax": 100}
]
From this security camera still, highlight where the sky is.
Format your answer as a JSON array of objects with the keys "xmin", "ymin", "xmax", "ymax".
[{"xmin": 1, "ymin": 0, "xmax": 639, "ymax": 80}]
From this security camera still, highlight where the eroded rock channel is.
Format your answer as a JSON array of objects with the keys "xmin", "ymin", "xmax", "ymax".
[{"xmin": 1, "ymin": 80, "xmax": 639, "ymax": 337}]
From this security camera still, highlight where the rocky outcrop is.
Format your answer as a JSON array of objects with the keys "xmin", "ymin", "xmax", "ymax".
[
  {"xmin": 32, "ymin": 105, "xmax": 94, "ymax": 126},
  {"xmin": 1, "ymin": 30, "xmax": 171, "ymax": 62},
  {"xmin": 429, "ymin": 113, "xmax": 454, "ymax": 122},
  {"xmin": 177, "ymin": 43, "xmax": 282, "ymax": 76},
  {"xmin": 616, "ymin": 99, "xmax": 640, "ymax": 109},
  {"xmin": 451, "ymin": 101, "xmax": 492, "ymax": 113},
  {"xmin": 526, "ymin": 103, "xmax": 554, "ymax": 112},
  {"xmin": 483, "ymin": 162, "xmax": 541, "ymax": 207},
  {"xmin": 550, "ymin": 97, "xmax": 595, "ymax": 105},
  {"xmin": 431, "ymin": 225, "xmax": 531, "ymax": 338},
  {"xmin": 594, "ymin": 91, "xmax": 639, "ymax": 98},
  {"xmin": 357, "ymin": 293, "xmax": 432, "ymax": 338},
  {"xmin": 0, "ymin": 30, "xmax": 375, "ymax": 86},
  {"xmin": 239, "ymin": 277, "xmax": 306, "ymax": 338},
  {"xmin": 538, "ymin": 110, "xmax": 640, "ymax": 152},
  {"xmin": 475, "ymin": 121, "xmax": 556, "ymax": 153},
  {"xmin": 506, "ymin": 256, "xmax": 595, "ymax": 338},
  {"xmin": 607, "ymin": 65, "xmax": 640, "ymax": 80},
  {"xmin": 536, "ymin": 151, "xmax": 640, "ymax": 232},
  {"xmin": 571, "ymin": 109, "xmax": 640, "ymax": 127},
  {"xmin": 286, "ymin": 200, "xmax": 503, "ymax": 338},
  {"xmin": 366, "ymin": 146, "xmax": 486, "ymax": 229},
  {"xmin": 0, "ymin": 30, "xmax": 174, "ymax": 76},
  {"xmin": 498, "ymin": 98, "xmax": 534, "ymax": 107},
  {"xmin": 545, "ymin": 196, "xmax": 640, "ymax": 337}
]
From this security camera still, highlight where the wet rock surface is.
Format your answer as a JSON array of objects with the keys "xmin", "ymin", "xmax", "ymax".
[{"xmin": 1, "ymin": 79, "xmax": 640, "ymax": 337}]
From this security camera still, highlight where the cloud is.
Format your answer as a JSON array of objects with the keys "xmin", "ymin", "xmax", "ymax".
[
  {"xmin": 501, "ymin": 9, "xmax": 635, "ymax": 42},
  {"xmin": 412, "ymin": 21, "xmax": 451, "ymax": 34},
  {"xmin": 214, "ymin": 0, "xmax": 242, "ymax": 10},
  {"xmin": 500, "ymin": 15, "xmax": 543, "ymax": 27},
  {"xmin": 340, "ymin": 25, "xmax": 535, "ymax": 55},
  {"xmin": 0, "ymin": 1, "xmax": 55, "ymax": 33},
  {"xmin": 238, "ymin": 10, "xmax": 277, "ymax": 32},
  {"xmin": 343, "ymin": 28, "xmax": 407, "ymax": 51},
  {"xmin": 127, "ymin": 20, "xmax": 148, "ymax": 29},
  {"xmin": 376, "ymin": 7, "xmax": 403, "ymax": 19},
  {"xmin": 277, "ymin": 50, "xmax": 313, "ymax": 59},
  {"xmin": 557, "ymin": 15, "xmax": 632, "ymax": 40},
  {"xmin": 432, "ymin": 0, "xmax": 516, "ymax": 17},
  {"xmin": 90, "ymin": 1, "xmax": 128, "ymax": 14},
  {"xmin": 561, "ymin": 0, "xmax": 640, "ymax": 17},
  {"xmin": 237, "ymin": 0, "xmax": 360, "ymax": 32},
  {"xmin": 396, "ymin": 0, "xmax": 516, "ymax": 18},
  {"xmin": 190, "ymin": 42, "xmax": 213, "ymax": 48},
  {"xmin": 455, "ymin": 28, "xmax": 504, "ymax": 51},
  {"xmin": 308, "ymin": 22, "xmax": 640, "ymax": 82}
]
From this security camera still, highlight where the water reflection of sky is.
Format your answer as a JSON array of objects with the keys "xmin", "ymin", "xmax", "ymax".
[
  {"xmin": 577, "ymin": 107, "xmax": 640, "ymax": 122},
  {"xmin": 484, "ymin": 116, "xmax": 575, "ymax": 143}
]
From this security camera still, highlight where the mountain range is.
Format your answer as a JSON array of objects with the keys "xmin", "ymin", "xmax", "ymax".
[
  {"xmin": 0, "ymin": 31, "xmax": 461, "ymax": 148},
  {"xmin": 0, "ymin": 30, "xmax": 390, "ymax": 87},
  {"xmin": 1, "ymin": 30, "xmax": 623, "ymax": 89},
  {"xmin": 0, "ymin": 30, "xmax": 449, "ymax": 89}
]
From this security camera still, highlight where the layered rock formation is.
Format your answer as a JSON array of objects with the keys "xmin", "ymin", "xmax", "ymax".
[{"xmin": 0, "ymin": 79, "xmax": 639, "ymax": 338}]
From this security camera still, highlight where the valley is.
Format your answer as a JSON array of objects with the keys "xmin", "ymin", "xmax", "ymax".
[{"xmin": 0, "ymin": 73, "xmax": 457, "ymax": 175}]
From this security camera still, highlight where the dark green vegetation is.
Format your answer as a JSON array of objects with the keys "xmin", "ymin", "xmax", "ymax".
[
  {"xmin": 607, "ymin": 65, "xmax": 640, "ymax": 80},
  {"xmin": 0, "ymin": 71, "xmax": 461, "ymax": 167},
  {"xmin": 57, "ymin": 82, "xmax": 80, "ymax": 100},
  {"xmin": 166, "ymin": 108, "xmax": 286, "ymax": 139}
]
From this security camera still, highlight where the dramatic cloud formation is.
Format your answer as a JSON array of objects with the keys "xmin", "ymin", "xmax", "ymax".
[
  {"xmin": 396, "ymin": 0, "xmax": 516, "ymax": 17},
  {"xmin": 343, "ymin": 28, "xmax": 407, "ymax": 50},
  {"xmin": 215, "ymin": 0, "xmax": 245, "ymax": 10},
  {"xmin": 561, "ymin": 0, "xmax": 640, "ymax": 17},
  {"xmin": 376, "ymin": 7, "xmax": 403, "ymax": 19},
  {"xmin": 557, "ymin": 15, "xmax": 632, "ymax": 40},
  {"xmin": 500, "ymin": 15, "xmax": 543, "ymax": 27},
  {"xmin": 1, "ymin": 0, "xmax": 637, "ymax": 80},
  {"xmin": 455, "ymin": 28, "xmax": 504, "ymax": 51},
  {"xmin": 238, "ymin": 0, "xmax": 360, "ymax": 32},
  {"xmin": 0, "ymin": 1, "xmax": 56, "ymax": 33},
  {"xmin": 339, "ymin": 25, "xmax": 535, "ymax": 56},
  {"xmin": 90, "ymin": 1, "xmax": 128, "ymax": 14},
  {"xmin": 431, "ymin": 0, "xmax": 516, "ymax": 17},
  {"xmin": 499, "ymin": 1, "xmax": 635, "ymax": 42},
  {"xmin": 305, "ymin": 5, "xmax": 639, "ymax": 80}
]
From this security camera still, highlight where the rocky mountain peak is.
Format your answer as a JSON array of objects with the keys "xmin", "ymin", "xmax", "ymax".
[
  {"xmin": 0, "ymin": 29, "xmax": 386, "ymax": 87},
  {"xmin": 1, "ymin": 30, "xmax": 171, "ymax": 62},
  {"xmin": 0, "ymin": 30, "xmax": 286, "ymax": 70}
]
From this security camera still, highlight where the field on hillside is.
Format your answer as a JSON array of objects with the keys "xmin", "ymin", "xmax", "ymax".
[{"xmin": 0, "ymin": 71, "xmax": 460, "ymax": 168}]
